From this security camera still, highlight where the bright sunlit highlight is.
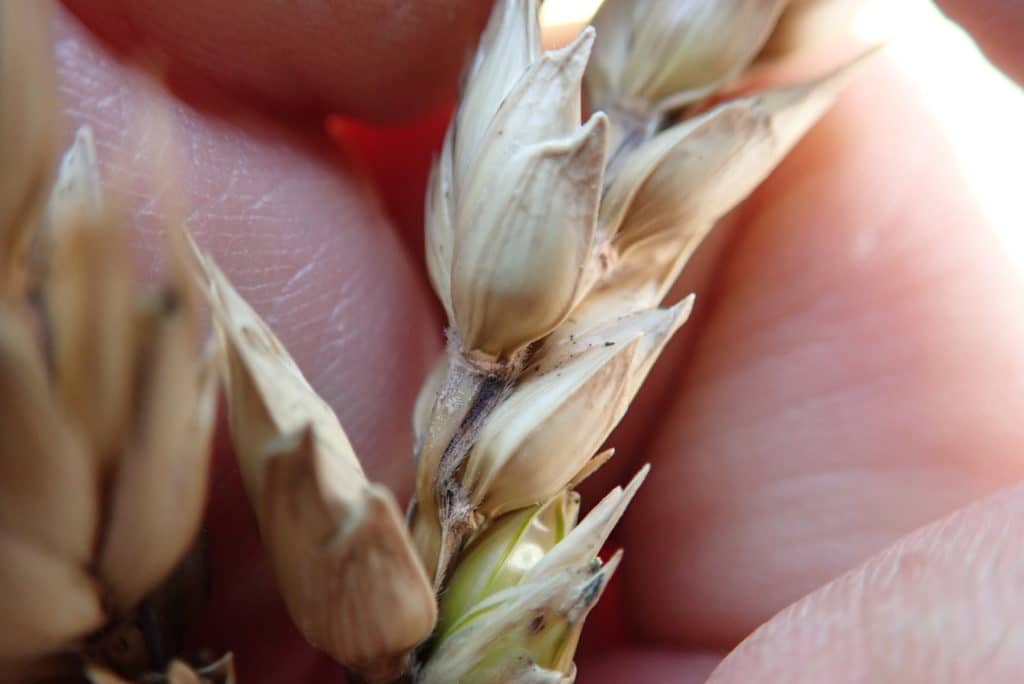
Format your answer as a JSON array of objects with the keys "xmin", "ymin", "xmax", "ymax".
[
  {"xmin": 854, "ymin": 0, "xmax": 1024, "ymax": 272},
  {"xmin": 540, "ymin": 0, "xmax": 603, "ymax": 27},
  {"xmin": 542, "ymin": 0, "xmax": 1024, "ymax": 272}
]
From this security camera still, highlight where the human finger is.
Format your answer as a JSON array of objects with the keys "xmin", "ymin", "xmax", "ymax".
[
  {"xmin": 937, "ymin": 0, "xmax": 1024, "ymax": 82},
  {"xmin": 709, "ymin": 481, "xmax": 1024, "ymax": 682},
  {"xmin": 622, "ymin": 48, "xmax": 1024, "ymax": 648},
  {"xmin": 62, "ymin": 0, "xmax": 493, "ymax": 121}
]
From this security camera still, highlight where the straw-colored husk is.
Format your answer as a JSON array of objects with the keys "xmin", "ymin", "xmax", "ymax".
[
  {"xmin": 0, "ymin": 136, "xmax": 219, "ymax": 679},
  {"xmin": 193, "ymin": 249, "xmax": 437, "ymax": 682},
  {"xmin": 1, "ymin": 9, "xmax": 221, "ymax": 674},
  {"xmin": 0, "ymin": 1, "xmax": 59, "ymax": 298},
  {"xmin": 86, "ymin": 653, "xmax": 236, "ymax": 684}
]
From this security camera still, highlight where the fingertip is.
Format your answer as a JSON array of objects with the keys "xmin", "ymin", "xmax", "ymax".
[
  {"xmin": 62, "ymin": 0, "xmax": 493, "ymax": 121},
  {"xmin": 622, "ymin": 51, "xmax": 1024, "ymax": 649},
  {"xmin": 709, "ymin": 484, "xmax": 1024, "ymax": 683},
  {"xmin": 936, "ymin": 0, "xmax": 1024, "ymax": 83}
]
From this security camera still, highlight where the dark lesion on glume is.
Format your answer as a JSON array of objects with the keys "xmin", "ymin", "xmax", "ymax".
[
  {"xmin": 579, "ymin": 572, "xmax": 605, "ymax": 610},
  {"xmin": 528, "ymin": 612, "xmax": 546, "ymax": 634}
]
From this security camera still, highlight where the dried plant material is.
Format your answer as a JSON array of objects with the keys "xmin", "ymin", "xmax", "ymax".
[
  {"xmin": 98, "ymin": 294, "xmax": 217, "ymax": 610},
  {"xmin": 604, "ymin": 58, "xmax": 864, "ymax": 253},
  {"xmin": 411, "ymin": 298, "xmax": 689, "ymax": 586},
  {"xmin": 429, "ymin": 20, "xmax": 609, "ymax": 364},
  {"xmin": 524, "ymin": 467, "xmax": 647, "ymax": 578},
  {"xmin": 566, "ymin": 448, "xmax": 615, "ymax": 490},
  {"xmin": 413, "ymin": 2, "xmax": 611, "ymax": 591},
  {"xmin": 0, "ymin": 1, "xmax": 59, "ymax": 298},
  {"xmin": 196, "ymin": 250, "xmax": 363, "ymax": 499},
  {"xmin": 424, "ymin": 127, "xmax": 457, "ymax": 322},
  {"xmin": 48, "ymin": 126, "xmax": 104, "ymax": 230},
  {"xmin": 422, "ymin": 561, "xmax": 614, "ymax": 684},
  {"xmin": 0, "ymin": 308, "xmax": 98, "ymax": 566},
  {"xmin": 586, "ymin": 0, "xmax": 787, "ymax": 114},
  {"xmin": 86, "ymin": 652, "xmax": 236, "ymax": 684},
  {"xmin": 421, "ymin": 469, "xmax": 647, "ymax": 684},
  {"xmin": 543, "ymin": 296, "xmax": 694, "ymax": 375},
  {"xmin": 33, "ymin": 126, "xmax": 104, "ymax": 285},
  {"xmin": 87, "ymin": 666, "xmax": 131, "ymax": 684},
  {"xmin": 163, "ymin": 664, "xmax": 202, "ymax": 684},
  {"xmin": 0, "ymin": 522, "xmax": 104, "ymax": 663},
  {"xmin": 0, "ymin": 311, "xmax": 104, "ymax": 663},
  {"xmin": 196, "ymin": 251, "xmax": 436, "ymax": 681},
  {"xmin": 412, "ymin": 353, "xmax": 450, "ymax": 446},
  {"xmin": 452, "ymin": 112, "xmax": 608, "ymax": 363},
  {"xmin": 40, "ymin": 192, "xmax": 215, "ymax": 613},
  {"xmin": 79, "ymin": 541, "xmax": 211, "ymax": 680},
  {"xmin": 584, "ymin": 57, "xmax": 865, "ymax": 314},
  {"xmin": 452, "ymin": 0, "xmax": 541, "ymax": 195},
  {"xmin": 259, "ymin": 431, "xmax": 435, "ymax": 682},
  {"xmin": 463, "ymin": 303, "xmax": 689, "ymax": 517},
  {"xmin": 411, "ymin": 352, "xmax": 497, "ymax": 587},
  {"xmin": 0, "ymin": 124, "xmax": 221, "ymax": 679},
  {"xmin": 44, "ymin": 210, "xmax": 135, "ymax": 467},
  {"xmin": 193, "ymin": 654, "xmax": 236, "ymax": 684}
]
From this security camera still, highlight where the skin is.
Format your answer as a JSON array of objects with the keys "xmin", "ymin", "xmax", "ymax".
[{"xmin": 52, "ymin": 0, "xmax": 1024, "ymax": 681}]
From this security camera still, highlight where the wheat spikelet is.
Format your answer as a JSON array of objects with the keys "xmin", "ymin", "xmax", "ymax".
[{"xmin": 191, "ymin": 246, "xmax": 437, "ymax": 683}]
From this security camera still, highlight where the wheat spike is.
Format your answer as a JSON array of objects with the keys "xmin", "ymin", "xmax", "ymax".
[{"xmin": 408, "ymin": 1, "xmax": 872, "ymax": 679}]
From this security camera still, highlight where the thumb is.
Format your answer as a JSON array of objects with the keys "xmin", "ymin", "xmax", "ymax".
[{"xmin": 710, "ymin": 481, "xmax": 1024, "ymax": 682}]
